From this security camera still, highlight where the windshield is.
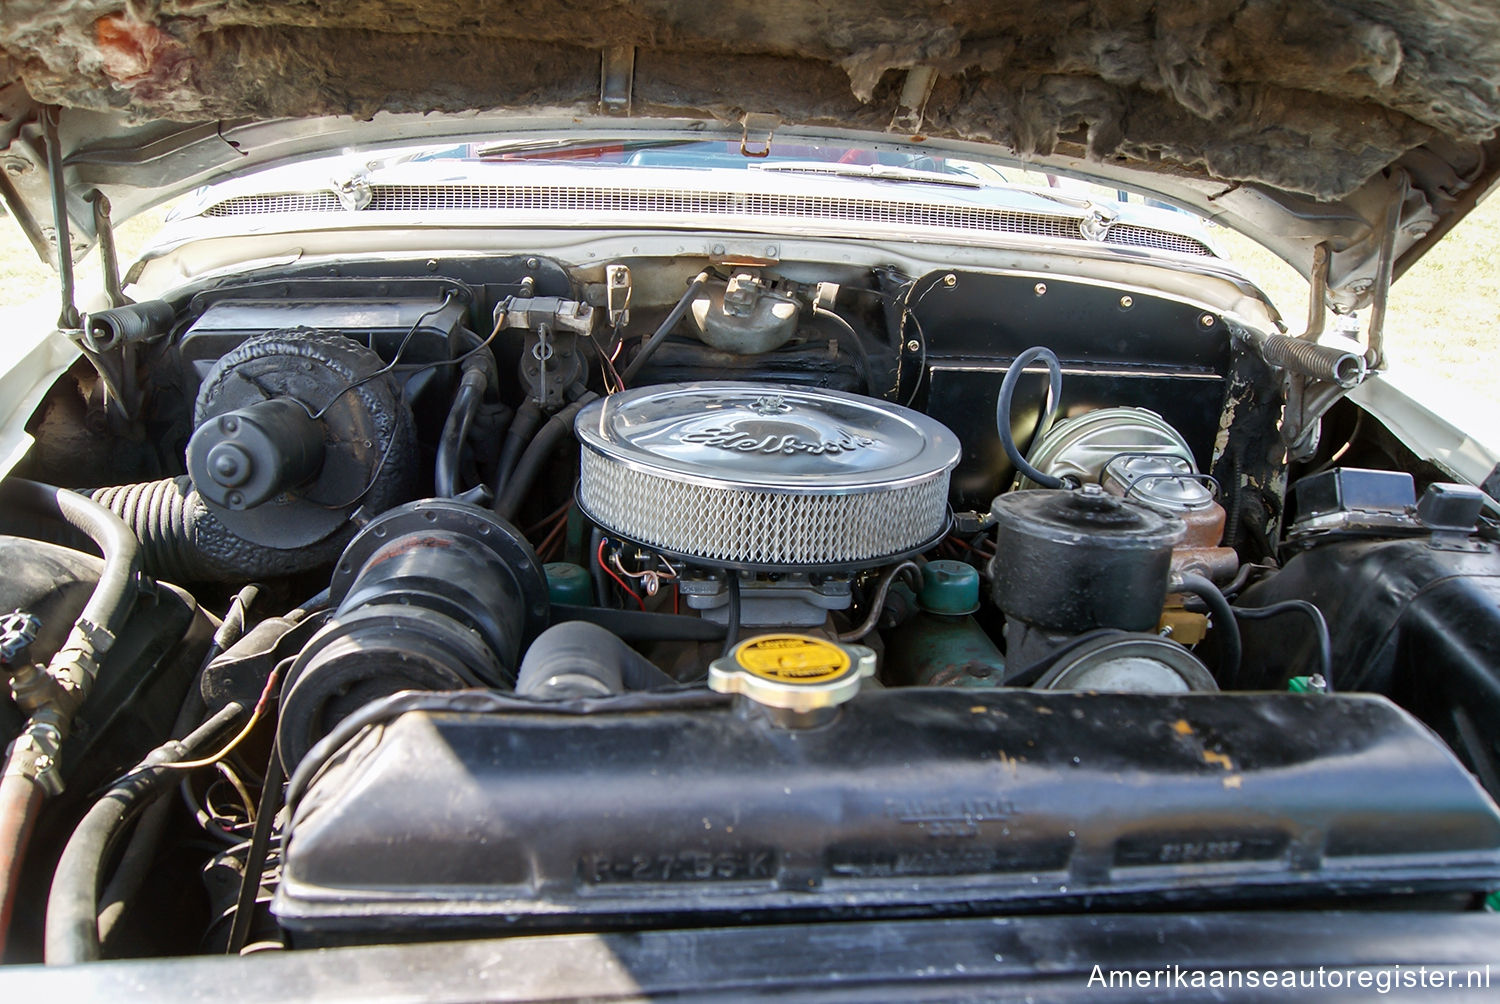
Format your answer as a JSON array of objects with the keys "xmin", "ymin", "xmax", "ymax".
[{"xmin": 419, "ymin": 138, "xmax": 976, "ymax": 175}]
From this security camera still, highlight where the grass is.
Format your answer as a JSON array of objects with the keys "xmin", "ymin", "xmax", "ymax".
[
  {"xmin": 0, "ymin": 207, "xmax": 169, "ymax": 311},
  {"xmin": 1214, "ymin": 201, "xmax": 1500, "ymax": 410},
  {"xmin": 1, "ymin": 195, "xmax": 1496, "ymax": 413}
]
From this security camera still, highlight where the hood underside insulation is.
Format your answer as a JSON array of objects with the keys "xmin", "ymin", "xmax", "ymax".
[{"xmin": 1, "ymin": 0, "xmax": 1498, "ymax": 201}]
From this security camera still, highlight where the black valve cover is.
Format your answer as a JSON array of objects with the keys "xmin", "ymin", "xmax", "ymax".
[{"xmin": 275, "ymin": 688, "xmax": 1500, "ymax": 944}]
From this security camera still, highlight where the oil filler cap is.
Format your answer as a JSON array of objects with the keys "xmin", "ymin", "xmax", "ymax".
[{"xmin": 709, "ymin": 633, "xmax": 875, "ymax": 717}]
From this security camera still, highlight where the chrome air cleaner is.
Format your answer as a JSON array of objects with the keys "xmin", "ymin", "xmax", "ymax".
[{"xmin": 574, "ymin": 382, "xmax": 959, "ymax": 569}]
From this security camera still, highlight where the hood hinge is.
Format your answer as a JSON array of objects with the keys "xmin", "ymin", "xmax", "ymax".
[
  {"xmin": 1253, "ymin": 174, "xmax": 1403, "ymax": 461},
  {"xmin": 891, "ymin": 66, "xmax": 937, "ymax": 133},
  {"xmin": 599, "ymin": 46, "xmax": 635, "ymax": 116},
  {"xmin": 740, "ymin": 113, "xmax": 780, "ymax": 159}
]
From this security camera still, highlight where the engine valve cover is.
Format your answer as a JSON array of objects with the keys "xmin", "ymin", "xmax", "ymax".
[{"xmin": 275, "ymin": 689, "xmax": 1500, "ymax": 943}]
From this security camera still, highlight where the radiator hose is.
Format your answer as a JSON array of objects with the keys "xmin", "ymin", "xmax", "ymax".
[
  {"xmin": 515, "ymin": 621, "xmax": 675, "ymax": 699},
  {"xmin": 0, "ymin": 479, "xmax": 143, "ymax": 958},
  {"xmin": 493, "ymin": 392, "xmax": 600, "ymax": 521}
]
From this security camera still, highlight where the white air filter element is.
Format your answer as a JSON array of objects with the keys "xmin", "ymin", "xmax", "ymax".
[{"xmin": 575, "ymin": 382, "xmax": 959, "ymax": 568}]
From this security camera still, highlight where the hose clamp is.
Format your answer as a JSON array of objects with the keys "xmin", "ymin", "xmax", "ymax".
[{"xmin": 4, "ymin": 724, "xmax": 65, "ymax": 795}]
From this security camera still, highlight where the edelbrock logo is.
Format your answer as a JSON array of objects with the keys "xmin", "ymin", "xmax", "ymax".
[{"xmin": 678, "ymin": 424, "xmax": 876, "ymax": 456}]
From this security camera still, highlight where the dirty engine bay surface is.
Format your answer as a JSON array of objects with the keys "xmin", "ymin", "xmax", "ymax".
[{"xmin": 2, "ymin": 251, "xmax": 1499, "ymax": 964}]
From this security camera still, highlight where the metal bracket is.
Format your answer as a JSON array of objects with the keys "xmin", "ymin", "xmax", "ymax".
[
  {"xmin": 740, "ymin": 113, "xmax": 780, "ymax": 159},
  {"xmin": 496, "ymin": 296, "xmax": 596, "ymax": 336},
  {"xmin": 1079, "ymin": 205, "xmax": 1119, "ymax": 242},
  {"xmin": 330, "ymin": 171, "xmax": 373, "ymax": 212},
  {"xmin": 891, "ymin": 66, "xmax": 937, "ymax": 133},
  {"xmin": 599, "ymin": 46, "xmax": 635, "ymax": 115},
  {"xmin": 84, "ymin": 190, "xmax": 128, "ymax": 308},
  {"xmin": 604, "ymin": 264, "xmax": 631, "ymax": 328},
  {"xmin": 1362, "ymin": 170, "xmax": 1406, "ymax": 372},
  {"xmin": 1298, "ymin": 242, "xmax": 1330, "ymax": 342}
]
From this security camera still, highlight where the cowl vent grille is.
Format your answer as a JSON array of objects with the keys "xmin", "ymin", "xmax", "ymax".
[{"xmin": 202, "ymin": 184, "xmax": 1215, "ymax": 256}]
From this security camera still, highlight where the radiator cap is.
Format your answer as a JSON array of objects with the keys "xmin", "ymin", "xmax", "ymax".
[{"xmin": 709, "ymin": 633, "xmax": 875, "ymax": 720}]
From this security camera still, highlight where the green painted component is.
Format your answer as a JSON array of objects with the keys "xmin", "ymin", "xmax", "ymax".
[
  {"xmin": 1487, "ymin": 891, "xmax": 1500, "ymax": 912},
  {"xmin": 918, "ymin": 560, "xmax": 981, "ymax": 615},
  {"xmin": 1287, "ymin": 676, "xmax": 1314, "ymax": 693},
  {"xmin": 885, "ymin": 610, "xmax": 1005, "ymax": 688},
  {"xmin": 545, "ymin": 562, "xmax": 593, "ymax": 606}
]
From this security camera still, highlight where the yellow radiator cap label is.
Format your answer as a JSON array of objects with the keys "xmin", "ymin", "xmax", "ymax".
[
  {"xmin": 736, "ymin": 634, "xmax": 850, "ymax": 683},
  {"xmin": 709, "ymin": 633, "xmax": 875, "ymax": 713}
]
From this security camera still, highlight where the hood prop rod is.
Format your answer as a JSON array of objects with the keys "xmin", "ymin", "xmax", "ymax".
[
  {"xmin": 41, "ymin": 107, "xmax": 78, "ymax": 331},
  {"xmin": 41, "ymin": 109, "xmax": 143, "ymax": 421}
]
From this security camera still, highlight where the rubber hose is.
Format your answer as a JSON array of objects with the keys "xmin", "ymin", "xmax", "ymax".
[
  {"xmin": 550, "ymin": 604, "xmax": 726, "ymax": 642},
  {"xmin": 720, "ymin": 573, "xmax": 742, "ymax": 657},
  {"xmin": 589, "ymin": 527, "xmax": 615, "ymax": 609},
  {"xmin": 515, "ymin": 621, "xmax": 676, "ymax": 699},
  {"xmin": 995, "ymin": 347, "xmax": 1065, "ymax": 489},
  {"xmin": 0, "ymin": 479, "xmax": 143, "ymax": 957},
  {"xmin": 1222, "ymin": 449, "xmax": 1245, "ymax": 549},
  {"xmin": 90, "ymin": 478, "xmax": 350, "ymax": 583},
  {"xmin": 493, "ymin": 398, "xmax": 543, "ymax": 502},
  {"xmin": 95, "ymin": 584, "xmax": 260, "ymax": 946},
  {"xmin": 494, "ymin": 393, "xmax": 599, "ymax": 521},
  {"xmin": 45, "ymin": 702, "xmax": 244, "ymax": 965},
  {"xmin": 0, "ymin": 774, "xmax": 44, "ymax": 960},
  {"xmin": 620, "ymin": 272, "xmax": 710, "ymax": 385},
  {"xmin": 435, "ymin": 367, "xmax": 487, "ymax": 497},
  {"xmin": 812, "ymin": 305, "xmax": 874, "ymax": 395},
  {"xmin": 838, "ymin": 561, "xmax": 921, "ymax": 642},
  {"xmin": 1231, "ymin": 599, "xmax": 1333, "ymax": 688},
  {"xmin": 3, "ymin": 479, "xmax": 141, "ymax": 645},
  {"xmin": 1174, "ymin": 572, "xmax": 1243, "ymax": 687}
]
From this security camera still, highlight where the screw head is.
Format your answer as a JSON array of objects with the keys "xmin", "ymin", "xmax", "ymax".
[
  {"xmin": 1200, "ymin": 313, "xmax": 1216, "ymax": 328},
  {"xmin": 906, "ymin": 339, "xmax": 921, "ymax": 353},
  {"xmin": 765, "ymin": 245, "xmax": 779, "ymax": 257},
  {"xmin": 206, "ymin": 443, "xmax": 252, "ymax": 487},
  {"xmin": 711, "ymin": 244, "xmax": 726, "ymax": 256},
  {"xmin": 526, "ymin": 257, "xmax": 540, "ymax": 269},
  {"xmin": 1034, "ymin": 282, "xmax": 1047, "ymax": 296},
  {"xmin": 943, "ymin": 273, "xmax": 957, "ymax": 287},
  {"xmin": 1119, "ymin": 295, "xmax": 1134, "ymax": 308}
]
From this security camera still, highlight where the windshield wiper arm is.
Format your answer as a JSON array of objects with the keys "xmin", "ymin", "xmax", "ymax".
[
  {"xmin": 751, "ymin": 161, "xmax": 983, "ymax": 189},
  {"xmin": 474, "ymin": 138, "xmax": 694, "ymax": 159}
]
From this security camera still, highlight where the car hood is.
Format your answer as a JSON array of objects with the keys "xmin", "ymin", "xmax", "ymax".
[{"xmin": 2, "ymin": 0, "xmax": 1498, "ymax": 311}]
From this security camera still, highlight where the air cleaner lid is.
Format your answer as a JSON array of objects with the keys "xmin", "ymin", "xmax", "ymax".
[{"xmin": 574, "ymin": 382, "xmax": 960, "ymax": 494}]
